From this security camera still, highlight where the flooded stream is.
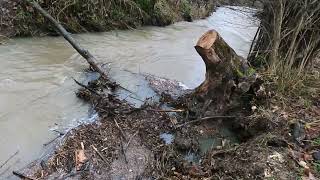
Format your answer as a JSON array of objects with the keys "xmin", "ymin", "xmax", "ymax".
[{"xmin": 0, "ymin": 7, "xmax": 258, "ymax": 179}]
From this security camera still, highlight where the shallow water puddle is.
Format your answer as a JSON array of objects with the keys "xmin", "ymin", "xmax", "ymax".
[
  {"xmin": 160, "ymin": 122, "xmax": 240, "ymax": 164},
  {"xmin": 160, "ymin": 133, "xmax": 175, "ymax": 144}
]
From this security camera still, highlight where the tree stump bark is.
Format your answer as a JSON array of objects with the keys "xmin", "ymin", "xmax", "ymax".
[{"xmin": 194, "ymin": 30, "xmax": 254, "ymax": 111}]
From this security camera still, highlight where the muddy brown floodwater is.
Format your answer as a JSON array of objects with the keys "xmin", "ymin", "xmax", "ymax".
[{"xmin": 0, "ymin": 6, "xmax": 258, "ymax": 179}]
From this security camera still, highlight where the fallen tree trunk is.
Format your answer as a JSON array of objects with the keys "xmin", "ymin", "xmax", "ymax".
[{"xmin": 23, "ymin": 0, "xmax": 108, "ymax": 79}]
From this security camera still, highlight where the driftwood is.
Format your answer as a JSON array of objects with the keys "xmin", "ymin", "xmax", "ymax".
[{"xmin": 23, "ymin": 0, "xmax": 108, "ymax": 79}]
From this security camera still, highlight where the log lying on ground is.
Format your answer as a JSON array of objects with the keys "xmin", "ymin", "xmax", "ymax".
[{"xmin": 193, "ymin": 29, "xmax": 258, "ymax": 112}]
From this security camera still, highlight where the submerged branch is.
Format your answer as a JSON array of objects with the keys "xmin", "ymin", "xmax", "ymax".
[
  {"xmin": 0, "ymin": 151, "xmax": 19, "ymax": 169},
  {"xmin": 23, "ymin": 0, "xmax": 108, "ymax": 79},
  {"xmin": 12, "ymin": 171, "xmax": 35, "ymax": 180}
]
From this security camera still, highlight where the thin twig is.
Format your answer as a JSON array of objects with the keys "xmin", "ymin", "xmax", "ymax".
[
  {"xmin": 146, "ymin": 109, "xmax": 185, "ymax": 113},
  {"xmin": 176, "ymin": 116, "xmax": 236, "ymax": 128},
  {"xmin": 113, "ymin": 119, "xmax": 127, "ymax": 141},
  {"xmin": 118, "ymin": 86, "xmax": 138, "ymax": 97},
  {"xmin": 91, "ymin": 145, "xmax": 108, "ymax": 165},
  {"xmin": 12, "ymin": 171, "xmax": 35, "ymax": 180},
  {"xmin": 120, "ymin": 141, "xmax": 128, "ymax": 164},
  {"xmin": 128, "ymin": 95, "xmax": 144, "ymax": 102},
  {"xmin": 52, "ymin": 129, "xmax": 65, "ymax": 136},
  {"xmin": 72, "ymin": 77, "xmax": 101, "ymax": 96},
  {"xmin": 0, "ymin": 151, "xmax": 19, "ymax": 169},
  {"xmin": 43, "ymin": 134, "xmax": 63, "ymax": 146},
  {"xmin": 124, "ymin": 130, "xmax": 139, "ymax": 151}
]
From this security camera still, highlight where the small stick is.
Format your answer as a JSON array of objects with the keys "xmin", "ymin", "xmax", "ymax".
[
  {"xmin": 176, "ymin": 116, "xmax": 236, "ymax": 128},
  {"xmin": 120, "ymin": 141, "xmax": 128, "ymax": 164},
  {"xmin": 44, "ymin": 130, "xmax": 66, "ymax": 146},
  {"xmin": 200, "ymin": 99, "xmax": 213, "ymax": 117},
  {"xmin": 0, "ymin": 151, "xmax": 19, "ymax": 169},
  {"xmin": 0, "ymin": 166, "xmax": 11, "ymax": 176},
  {"xmin": 12, "ymin": 171, "xmax": 35, "ymax": 180},
  {"xmin": 123, "ymin": 107, "xmax": 143, "ymax": 114},
  {"xmin": 124, "ymin": 131, "xmax": 139, "ymax": 151},
  {"xmin": 91, "ymin": 145, "xmax": 108, "ymax": 165},
  {"xmin": 72, "ymin": 78, "xmax": 101, "ymax": 96},
  {"xmin": 112, "ymin": 119, "xmax": 129, "ymax": 163},
  {"xmin": 113, "ymin": 119, "xmax": 127, "ymax": 141},
  {"xmin": 146, "ymin": 109, "xmax": 185, "ymax": 113},
  {"xmin": 43, "ymin": 135, "xmax": 62, "ymax": 146},
  {"xmin": 52, "ymin": 129, "xmax": 65, "ymax": 135},
  {"xmin": 118, "ymin": 86, "xmax": 138, "ymax": 97},
  {"xmin": 128, "ymin": 95, "xmax": 144, "ymax": 102}
]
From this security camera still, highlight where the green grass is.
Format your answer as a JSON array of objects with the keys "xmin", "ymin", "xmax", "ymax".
[
  {"xmin": 311, "ymin": 137, "xmax": 320, "ymax": 146},
  {"xmin": 134, "ymin": 0, "xmax": 155, "ymax": 14},
  {"xmin": 313, "ymin": 161, "xmax": 320, "ymax": 173},
  {"xmin": 12, "ymin": 0, "xmax": 214, "ymax": 36},
  {"xmin": 262, "ymin": 58, "xmax": 320, "ymax": 102}
]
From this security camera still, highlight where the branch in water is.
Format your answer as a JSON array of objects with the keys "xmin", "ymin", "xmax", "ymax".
[{"xmin": 23, "ymin": 0, "xmax": 108, "ymax": 79}]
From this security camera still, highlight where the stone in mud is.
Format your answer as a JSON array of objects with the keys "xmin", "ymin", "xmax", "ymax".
[
  {"xmin": 292, "ymin": 122, "xmax": 306, "ymax": 144},
  {"xmin": 267, "ymin": 137, "xmax": 287, "ymax": 147},
  {"xmin": 312, "ymin": 151, "xmax": 320, "ymax": 161},
  {"xmin": 175, "ymin": 136, "xmax": 193, "ymax": 150},
  {"xmin": 174, "ymin": 134, "xmax": 198, "ymax": 151}
]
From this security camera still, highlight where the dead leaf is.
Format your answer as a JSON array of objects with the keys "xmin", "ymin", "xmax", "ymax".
[
  {"xmin": 271, "ymin": 105, "xmax": 279, "ymax": 112},
  {"xmin": 302, "ymin": 171, "xmax": 316, "ymax": 180},
  {"xmin": 290, "ymin": 150, "xmax": 303, "ymax": 160},
  {"xmin": 170, "ymin": 117, "xmax": 178, "ymax": 125},
  {"xmin": 306, "ymin": 124, "xmax": 320, "ymax": 139},
  {"xmin": 298, "ymin": 160, "xmax": 309, "ymax": 169},
  {"xmin": 298, "ymin": 160, "xmax": 315, "ymax": 180},
  {"xmin": 303, "ymin": 153, "xmax": 313, "ymax": 161}
]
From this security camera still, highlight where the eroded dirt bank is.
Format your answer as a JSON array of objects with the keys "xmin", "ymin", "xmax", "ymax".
[{"xmin": 0, "ymin": 0, "xmax": 215, "ymax": 37}]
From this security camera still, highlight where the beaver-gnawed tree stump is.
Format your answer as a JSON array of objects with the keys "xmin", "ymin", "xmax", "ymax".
[{"xmin": 185, "ymin": 29, "xmax": 259, "ymax": 116}]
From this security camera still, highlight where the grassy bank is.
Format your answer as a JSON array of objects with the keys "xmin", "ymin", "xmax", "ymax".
[
  {"xmin": 245, "ymin": 1, "xmax": 320, "ymax": 178},
  {"xmin": 0, "ymin": 0, "xmax": 215, "ymax": 37}
]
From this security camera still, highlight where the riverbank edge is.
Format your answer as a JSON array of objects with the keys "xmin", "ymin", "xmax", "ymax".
[
  {"xmin": 0, "ymin": 0, "xmax": 216, "ymax": 38},
  {"xmin": 19, "ymin": 69, "xmax": 320, "ymax": 179}
]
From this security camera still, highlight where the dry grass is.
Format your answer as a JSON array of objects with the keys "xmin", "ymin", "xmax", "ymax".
[
  {"xmin": 251, "ymin": 0, "xmax": 320, "ymax": 71},
  {"xmin": 248, "ymin": 1, "xmax": 320, "ymax": 100}
]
